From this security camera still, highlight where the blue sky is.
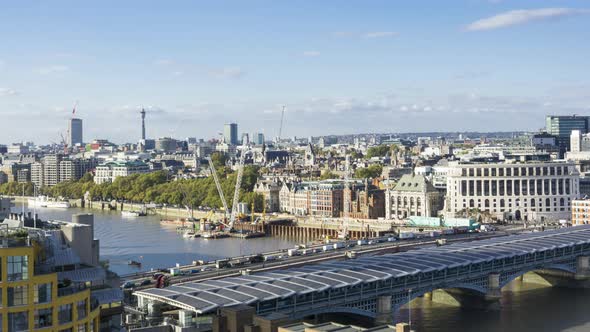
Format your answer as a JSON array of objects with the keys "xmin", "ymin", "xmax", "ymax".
[{"xmin": 1, "ymin": 0, "xmax": 589, "ymax": 143}]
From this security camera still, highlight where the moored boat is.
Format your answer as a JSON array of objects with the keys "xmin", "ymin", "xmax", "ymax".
[{"xmin": 28, "ymin": 196, "xmax": 70, "ymax": 209}]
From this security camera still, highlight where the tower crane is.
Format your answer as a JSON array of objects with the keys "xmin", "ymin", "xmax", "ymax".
[
  {"xmin": 277, "ymin": 105, "xmax": 286, "ymax": 143},
  {"xmin": 227, "ymin": 145, "xmax": 248, "ymax": 232},
  {"xmin": 206, "ymin": 157, "xmax": 230, "ymax": 219}
]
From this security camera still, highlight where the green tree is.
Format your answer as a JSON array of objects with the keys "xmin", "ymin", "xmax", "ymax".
[
  {"xmin": 366, "ymin": 145, "xmax": 390, "ymax": 158},
  {"xmin": 354, "ymin": 164, "xmax": 383, "ymax": 179},
  {"xmin": 320, "ymin": 170, "xmax": 339, "ymax": 180}
]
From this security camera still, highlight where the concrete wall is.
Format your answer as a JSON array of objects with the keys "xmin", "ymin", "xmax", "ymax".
[{"xmin": 62, "ymin": 213, "xmax": 99, "ymax": 266}]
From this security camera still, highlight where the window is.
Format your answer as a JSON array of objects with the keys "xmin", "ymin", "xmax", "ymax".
[
  {"xmin": 8, "ymin": 311, "xmax": 29, "ymax": 332},
  {"xmin": 59, "ymin": 303, "xmax": 73, "ymax": 324},
  {"xmin": 77, "ymin": 299, "xmax": 87, "ymax": 319},
  {"xmin": 35, "ymin": 308, "xmax": 53, "ymax": 329},
  {"xmin": 35, "ymin": 283, "xmax": 52, "ymax": 304},
  {"xmin": 7, "ymin": 256, "xmax": 29, "ymax": 281},
  {"xmin": 8, "ymin": 285, "xmax": 28, "ymax": 306}
]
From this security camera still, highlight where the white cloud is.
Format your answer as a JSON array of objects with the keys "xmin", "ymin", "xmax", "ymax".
[
  {"xmin": 363, "ymin": 31, "xmax": 399, "ymax": 38},
  {"xmin": 467, "ymin": 8, "xmax": 590, "ymax": 31},
  {"xmin": 37, "ymin": 65, "xmax": 70, "ymax": 75},
  {"xmin": 210, "ymin": 67, "xmax": 245, "ymax": 79},
  {"xmin": 0, "ymin": 88, "xmax": 19, "ymax": 97},
  {"xmin": 154, "ymin": 59, "xmax": 174, "ymax": 66},
  {"xmin": 302, "ymin": 51, "xmax": 320, "ymax": 57}
]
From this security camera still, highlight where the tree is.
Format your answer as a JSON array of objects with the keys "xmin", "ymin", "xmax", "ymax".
[
  {"xmin": 366, "ymin": 145, "xmax": 390, "ymax": 158},
  {"xmin": 354, "ymin": 164, "xmax": 383, "ymax": 179},
  {"xmin": 320, "ymin": 170, "xmax": 339, "ymax": 180}
]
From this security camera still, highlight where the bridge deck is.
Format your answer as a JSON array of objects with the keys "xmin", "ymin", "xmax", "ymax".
[{"xmin": 134, "ymin": 225, "xmax": 590, "ymax": 314}]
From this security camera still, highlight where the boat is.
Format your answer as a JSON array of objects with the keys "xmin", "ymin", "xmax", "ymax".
[
  {"xmin": 27, "ymin": 196, "xmax": 70, "ymax": 209},
  {"xmin": 121, "ymin": 210, "xmax": 145, "ymax": 217},
  {"xmin": 183, "ymin": 231, "xmax": 196, "ymax": 238},
  {"xmin": 128, "ymin": 260, "xmax": 142, "ymax": 267},
  {"xmin": 121, "ymin": 207, "xmax": 147, "ymax": 217}
]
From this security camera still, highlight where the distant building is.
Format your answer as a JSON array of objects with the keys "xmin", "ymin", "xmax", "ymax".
[
  {"xmin": 254, "ymin": 179, "xmax": 282, "ymax": 212},
  {"xmin": 69, "ymin": 118, "xmax": 84, "ymax": 146},
  {"xmin": 138, "ymin": 138, "xmax": 156, "ymax": 151},
  {"xmin": 279, "ymin": 180, "xmax": 345, "ymax": 217},
  {"xmin": 30, "ymin": 155, "xmax": 95, "ymax": 187},
  {"xmin": 7, "ymin": 143, "xmax": 29, "ymax": 154},
  {"xmin": 252, "ymin": 132, "xmax": 265, "ymax": 145},
  {"xmin": 94, "ymin": 160, "xmax": 150, "ymax": 184},
  {"xmin": 224, "ymin": 123, "xmax": 238, "ymax": 145},
  {"xmin": 546, "ymin": 115, "xmax": 590, "ymax": 155},
  {"xmin": 444, "ymin": 161, "xmax": 580, "ymax": 222},
  {"xmin": 385, "ymin": 174, "xmax": 443, "ymax": 219},
  {"xmin": 155, "ymin": 137, "xmax": 177, "ymax": 152},
  {"xmin": 572, "ymin": 199, "xmax": 590, "ymax": 225}
]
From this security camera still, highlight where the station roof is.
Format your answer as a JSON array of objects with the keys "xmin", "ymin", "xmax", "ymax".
[{"xmin": 134, "ymin": 225, "xmax": 590, "ymax": 314}]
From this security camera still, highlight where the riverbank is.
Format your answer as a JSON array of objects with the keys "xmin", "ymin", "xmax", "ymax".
[{"xmin": 8, "ymin": 195, "xmax": 215, "ymax": 219}]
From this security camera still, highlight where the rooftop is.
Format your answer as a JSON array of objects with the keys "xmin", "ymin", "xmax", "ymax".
[{"xmin": 135, "ymin": 225, "xmax": 590, "ymax": 314}]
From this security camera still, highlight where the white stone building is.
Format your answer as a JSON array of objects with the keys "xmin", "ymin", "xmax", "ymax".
[
  {"xmin": 94, "ymin": 161, "xmax": 150, "ymax": 184},
  {"xmin": 444, "ymin": 161, "xmax": 580, "ymax": 222}
]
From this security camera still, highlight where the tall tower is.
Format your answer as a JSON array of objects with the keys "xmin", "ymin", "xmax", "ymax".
[
  {"xmin": 68, "ymin": 118, "xmax": 83, "ymax": 147},
  {"xmin": 141, "ymin": 108, "xmax": 146, "ymax": 140}
]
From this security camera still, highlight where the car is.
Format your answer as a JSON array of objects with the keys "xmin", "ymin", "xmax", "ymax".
[{"xmin": 121, "ymin": 281, "xmax": 135, "ymax": 289}]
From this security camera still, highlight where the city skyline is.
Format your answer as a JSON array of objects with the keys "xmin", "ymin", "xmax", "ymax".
[{"xmin": 1, "ymin": 0, "xmax": 589, "ymax": 143}]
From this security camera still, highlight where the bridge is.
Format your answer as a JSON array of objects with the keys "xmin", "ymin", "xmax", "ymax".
[{"xmin": 133, "ymin": 225, "xmax": 590, "ymax": 326}]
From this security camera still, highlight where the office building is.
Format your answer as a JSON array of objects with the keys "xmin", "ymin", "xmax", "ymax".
[
  {"xmin": 224, "ymin": 123, "xmax": 238, "ymax": 145},
  {"xmin": 94, "ymin": 160, "xmax": 150, "ymax": 184},
  {"xmin": 69, "ymin": 118, "xmax": 83, "ymax": 146},
  {"xmin": 155, "ymin": 137, "xmax": 177, "ymax": 153},
  {"xmin": 386, "ymin": 174, "xmax": 443, "ymax": 219},
  {"xmin": 546, "ymin": 115, "xmax": 590, "ymax": 155},
  {"xmin": 253, "ymin": 132, "xmax": 265, "ymax": 145},
  {"xmin": 444, "ymin": 161, "xmax": 580, "ymax": 222}
]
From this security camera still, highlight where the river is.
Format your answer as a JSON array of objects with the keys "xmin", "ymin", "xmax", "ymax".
[
  {"xmin": 18, "ymin": 205, "xmax": 297, "ymax": 276},
  {"xmin": 395, "ymin": 281, "xmax": 590, "ymax": 332},
  {"xmin": 18, "ymin": 206, "xmax": 590, "ymax": 331}
]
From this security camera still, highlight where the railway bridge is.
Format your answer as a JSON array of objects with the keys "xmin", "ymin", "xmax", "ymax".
[{"xmin": 133, "ymin": 225, "xmax": 590, "ymax": 327}]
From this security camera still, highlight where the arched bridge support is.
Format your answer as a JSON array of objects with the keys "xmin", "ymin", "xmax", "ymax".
[
  {"xmin": 535, "ymin": 256, "xmax": 590, "ymax": 288},
  {"xmin": 422, "ymin": 274, "xmax": 502, "ymax": 310}
]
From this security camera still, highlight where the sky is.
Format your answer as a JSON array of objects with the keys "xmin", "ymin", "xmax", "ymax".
[{"xmin": 0, "ymin": 0, "xmax": 589, "ymax": 144}]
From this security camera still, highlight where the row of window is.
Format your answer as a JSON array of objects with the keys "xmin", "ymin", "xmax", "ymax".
[
  {"xmin": 459, "ymin": 179, "xmax": 573, "ymax": 197},
  {"xmin": 0, "ymin": 299, "xmax": 88, "ymax": 331},
  {"xmin": 0, "ymin": 283, "xmax": 51, "ymax": 307},
  {"xmin": 460, "ymin": 165, "xmax": 569, "ymax": 177}
]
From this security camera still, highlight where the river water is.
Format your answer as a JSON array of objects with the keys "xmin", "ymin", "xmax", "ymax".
[
  {"xmin": 18, "ymin": 205, "xmax": 297, "ymax": 276},
  {"xmin": 18, "ymin": 206, "xmax": 590, "ymax": 331}
]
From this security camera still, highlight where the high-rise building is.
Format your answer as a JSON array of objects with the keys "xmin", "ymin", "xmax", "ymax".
[
  {"xmin": 546, "ymin": 115, "xmax": 590, "ymax": 155},
  {"xmin": 155, "ymin": 137, "xmax": 177, "ymax": 152},
  {"xmin": 69, "ymin": 118, "xmax": 83, "ymax": 146},
  {"xmin": 253, "ymin": 132, "xmax": 265, "ymax": 145},
  {"xmin": 571, "ymin": 130, "xmax": 582, "ymax": 153},
  {"xmin": 223, "ymin": 123, "xmax": 238, "ymax": 145}
]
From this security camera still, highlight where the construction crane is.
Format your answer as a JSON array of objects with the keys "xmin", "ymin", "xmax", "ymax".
[
  {"xmin": 277, "ymin": 105, "xmax": 286, "ymax": 143},
  {"xmin": 227, "ymin": 146, "xmax": 248, "ymax": 232},
  {"xmin": 340, "ymin": 155, "xmax": 352, "ymax": 240},
  {"xmin": 206, "ymin": 157, "xmax": 230, "ymax": 219}
]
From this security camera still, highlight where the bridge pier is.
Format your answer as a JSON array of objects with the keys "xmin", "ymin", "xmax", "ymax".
[{"xmin": 375, "ymin": 295, "xmax": 393, "ymax": 325}]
